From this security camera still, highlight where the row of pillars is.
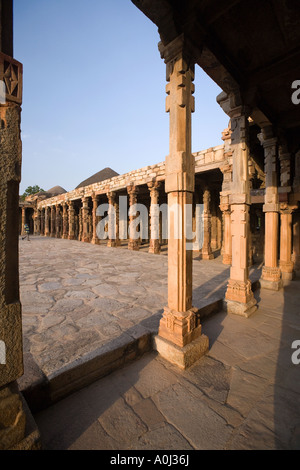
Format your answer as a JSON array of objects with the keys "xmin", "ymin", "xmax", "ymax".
[
  {"xmin": 29, "ymin": 182, "xmax": 224, "ymax": 258},
  {"xmin": 154, "ymin": 34, "xmax": 297, "ymax": 367}
]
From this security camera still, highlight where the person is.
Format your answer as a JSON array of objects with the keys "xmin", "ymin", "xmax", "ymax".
[{"xmin": 22, "ymin": 223, "xmax": 30, "ymax": 241}]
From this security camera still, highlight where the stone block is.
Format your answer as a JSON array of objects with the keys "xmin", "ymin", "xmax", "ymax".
[{"xmin": 153, "ymin": 334, "xmax": 209, "ymax": 369}]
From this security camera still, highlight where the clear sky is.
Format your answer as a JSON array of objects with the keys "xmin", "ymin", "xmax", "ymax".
[{"xmin": 14, "ymin": 0, "xmax": 229, "ymax": 195}]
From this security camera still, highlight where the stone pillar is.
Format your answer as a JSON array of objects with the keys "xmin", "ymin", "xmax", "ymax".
[
  {"xmin": 293, "ymin": 151, "xmax": 300, "ymax": 191},
  {"xmin": 279, "ymin": 140, "xmax": 291, "ymax": 189},
  {"xmin": 21, "ymin": 207, "xmax": 26, "ymax": 235},
  {"xmin": 67, "ymin": 201, "xmax": 75, "ymax": 240},
  {"xmin": 220, "ymin": 197, "xmax": 232, "ymax": 265},
  {"xmin": 40, "ymin": 209, "xmax": 45, "ymax": 236},
  {"xmin": 220, "ymin": 162, "xmax": 233, "ymax": 265},
  {"xmin": 153, "ymin": 35, "xmax": 208, "ymax": 369},
  {"xmin": 258, "ymin": 128, "xmax": 282, "ymax": 290},
  {"xmin": 62, "ymin": 202, "xmax": 68, "ymax": 239},
  {"xmin": 44, "ymin": 207, "xmax": 50, "ymax": 237},
  {"xmin": 50, "ymin": 205, "xmax": 56, "ymax": 237},
  {"xmin": 81, "ymin": 197, "xmax": 90, "ymax": 242},
  {"xmin": 55, "ymin": 204, "xmax": 61, "ymax": 238},
  {"xmin": 279, "ymin": 205, "xmax": 294, "ymax": 282},
  {"xmin": 0, "ymin": 18, "xmax": 40, "ymax": 447},
  {"xmin": 127, "ymin": 185, "xmax": 139, "ymax": 251},
  {"xmin": 34, "ymin": 209, "xmax": 41, "ymax": 235},
  {"xmin": 91, "ymin": 193, "xmax": 100, "ymax": 244},
  {"xmin": 292, "ymin": 212, "xmax": 300, "ymax": 271},
  {"xmin": 78, "ymin": 208, "xmax": 82, "ymax": 241},
  {"xmin": 107, "ymin": 191, "xmax": 118, "ymax": 247},
  {"xmin": 201, "ymin": 187, "xmax": 214, "ymax": 259},
  {"xmin": 148, "ymin": 181, "xmax": 161, "ymax": 254},
  {"xmin": 218, "ymin": 93, "xmax": 257, "ymax": 317}
]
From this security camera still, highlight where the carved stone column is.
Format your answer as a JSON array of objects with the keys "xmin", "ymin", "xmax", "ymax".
[
  {"xmin": 153, "ymin": 35, "xmax": 208, "ymax": 368},
  {"xmin": 34, "ymin": 209, "xmax": 41, "ymax": 235},
  {"xmin": 78, "ymin": 207, "xmax": 82, "ymax": 241},
  {"xmin": 21, "ymin": 207, "xmax": 26, "ymax": 235},
  {"xmin": 258, "ymin": 128, "xmax": 282, "ymax": 290},
  {"xmin": 0, "ymin": 25, "xmax": 40, "ymax": 448},
  {"xmin": 44, "ymin": 207, "xmax": 50, "ymax": 237},
  {"xmin": 55, "ymin": 204, "xmax": 61, "ymax": 238},
  {"xmin": 67, "ymin": 201, "xmax": 75, "ymax": 240},
  {"xmin": 107, "ymin": 191, "xmax": 118, "ymax": 247},
  {"xmin": 292, "ymin": 211, "xmax": 300, "ymax": 271},
  {"xmin": 201, "ymin": 187, "xmax": 214, "ymax": 259},
  {"xmin": 81, "ymin": 197, "xmax": 90, "ymax": 242},
  {"xmin": 148, "ymin": 181, "xmax": 161, "ymax": 254},
  {"xmin": 91, "ymin": 193, "xmax": 100, "ymax": 244},
  {"xmin": 220, "ymin": 197, "xmax": 232, "ymax": 265},
  {"xmin": 293, "ymin": 151, "xmax": 300, "ymax": 191},
  {"xmin": 279, "ymin": 140, "xmax": 291, "ymax": 189},
  {"xmin": 50, "ymin": 206, "xmax": 56, "ymax": 237},
  {"xmin": 62, "ymin": 202, "xmax": 68, "ymax": 239},
  {"xmin": 218, "ymin": 92, "xmax": 257, "ymax": 317},
  {"xmin": 40, "ymin": 209, "xmax": 45, "ymax": 235},
  {"xmin": 127, "ymin": 185, "xmax": 139, "ymax": 251},
  {"xmin": 279, "ymin": 205, "xmax": 294, "ymax": 282}
]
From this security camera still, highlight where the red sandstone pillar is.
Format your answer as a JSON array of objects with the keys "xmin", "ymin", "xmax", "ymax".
[
  {"xmin": 201, "ymin": 187, "xmax": 214, "ymax": 259},
  {"xmin": 127, "ymin": 185, "xmax": 139, "ymax": 251},
  {"xmin": 279, "ymin": 206, "xmax": 294, "ymax": 282},
  {"xmin": 218, "ymin": 92, "xmax": 257, "ymax": 317},
  {"xmin": 154, "ymin": 35, "xmax": 208, "ymax": 368},
  {"xmin": 50, "ymin": 206, "xmax": 56, "ymax": 237},
  {"xmin": 67, "ymin": 200, "xmax": 75, "ymax": 240},
  {"xmin": 62, "ymin": 202, "xmax": 68, "ymax": 239},
  {"xmin": 91, "ymin": 193, "xmax": 100, "ymax": 244},
  {"xmin": 148, "ymin": 181, "xmax": 161, "ymax": 254},
  {"xmin": 258, "ymin": 128, "xmax": 282, "ymax": 290}
]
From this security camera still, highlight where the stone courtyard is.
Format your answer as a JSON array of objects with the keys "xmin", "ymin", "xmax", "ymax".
[
  {"xmin": 19, "ymin": 236, "xmax": 262, "ymax": 409},
  {"xmin": 17, "ymin": 237, "xmax": 300, "ymax": 450}
]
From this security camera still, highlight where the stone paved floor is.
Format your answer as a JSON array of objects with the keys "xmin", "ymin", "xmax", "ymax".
[
  {"xmin": 33, "ymin": 279, "xmax": 300, "ymax": 450},
  {"xmin": 19, "ymin": 235, "xmax": 299, "ymax": 451},
  {"xmin": 19, "ymin": 236, "xmax": 260, "ymax": 383}
]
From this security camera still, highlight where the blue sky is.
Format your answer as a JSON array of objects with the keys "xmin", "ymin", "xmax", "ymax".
[{"xmin": 14, "ymin": 0, "xmax": 229, "ymax": 194}]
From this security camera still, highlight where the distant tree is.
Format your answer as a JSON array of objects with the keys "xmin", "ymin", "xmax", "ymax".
[{"xmin": 21, "ymin": 185, "xmax": 45, "ymax": 200}]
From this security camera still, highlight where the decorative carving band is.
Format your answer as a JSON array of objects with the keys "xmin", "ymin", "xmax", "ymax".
[{"xmin": 0, "ymin": 52, "xmax": 22, "ymax": 104}]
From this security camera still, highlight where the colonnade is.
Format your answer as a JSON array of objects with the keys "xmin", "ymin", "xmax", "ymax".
[{"xmin": 31, "ymin": 183, "xmax": 224, "ymax": 258}]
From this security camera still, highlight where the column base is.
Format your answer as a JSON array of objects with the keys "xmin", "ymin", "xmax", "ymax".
[
  {"xmin": 222, "ymin": 254, "xmax": 232, "ymax": 265},
  {"xmin": 280, "ymin": 261, "xmax": 295, "ymax": 284},
  {"xmin": 91, "ymin": 237, "xmax": 100, "ymax": 245},
  {"xmin": 260, "ymin": 266, "xmax": 282, "ymax": 290},
  {"xmin": 0, "ymin": 383, "xmax": 41, "ymax": 450},
  {"xmin": 158, "ymin": 306, "xmax": 203, "ymax": 347},
  {"xmin": 225, "ymin": 297, "xmax": 257, "ymax": 317},
  {"xmin": 128, "ymin": 240, "xmax": 139, "ymax": 251},
  {"xmin": 153, "ymin": 334, "xmax": 209, "ymax": 369},
  {"xmin": 149, "ymin": 240, "xmax": 161, "ymax": 254},
  {"xmin": 202, "ymin": 253, "xmax": 214, "ymax": 260},
  {"xmin": 68, "ymin": 235, "xmax": 75, "ymax": 240},
  {"xmin": 281, "ymin": 270, "xmax": 295, "ymax": 285}
]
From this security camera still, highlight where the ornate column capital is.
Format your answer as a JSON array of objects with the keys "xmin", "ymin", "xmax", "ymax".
[{"xmin": 158, "ymin": 33, "xmax": 201, "ymax": 71}]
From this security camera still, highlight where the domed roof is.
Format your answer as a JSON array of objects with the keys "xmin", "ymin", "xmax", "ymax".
[
  {"xmin": 75, "ymin": 168, "xmax": 119, "ymax": 189},
  {"xmin": 47, "ymin": 185, "xmax": 67, "ymax": 196}
]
